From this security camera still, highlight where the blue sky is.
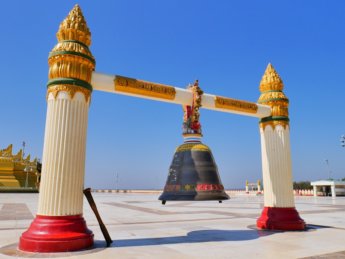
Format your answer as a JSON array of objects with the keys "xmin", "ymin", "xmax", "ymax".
[{"xmin": 1, "ymin": 1, "xmax": 344, "ymax": 189}]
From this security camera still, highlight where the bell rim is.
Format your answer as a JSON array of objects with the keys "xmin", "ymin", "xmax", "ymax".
[{"xmin": 158, "ymin": 191, "xmax": 230, "ymax": 201}]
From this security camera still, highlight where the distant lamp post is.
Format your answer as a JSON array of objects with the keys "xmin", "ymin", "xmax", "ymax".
[
  {"xmin": 340, "ymin": 135, "xmax": 345, "ymax": 147},
  {"xmin": 24, "ymin": 165, "xmax": 33, "ymax": 188},
  {"xmin": 24, "ymin": 165, "xmax": 29, "ymax": 188},
  {"xmin": 22, "ymin": 141, "xmax": 26, "ymax": 158},
  {"xmin": 115, "ymin": 173, "xmax": 119, "ymax": 191},
  {"xmin": 325, "ymin": 159, "xmax": 332, "ymax": 180}
]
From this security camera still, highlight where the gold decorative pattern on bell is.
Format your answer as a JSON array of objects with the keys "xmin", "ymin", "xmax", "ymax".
[
  {"xmin": 47, "ymin": 85, "xmax": 91, "ymax": 102},
  {"xmin": 259, "ymin": 63, "xmax": 284, "ymax": 92},
  {"xmin": 56, "ymin": 4, "xmax": 91, "ymax": 46},
  {"xmin": 184, "ymin": 184, "xmax": 192, "ymax": 191},
  {"xmin": 176, "ymin": 143, "xmax": 210, "ymax": 152}
]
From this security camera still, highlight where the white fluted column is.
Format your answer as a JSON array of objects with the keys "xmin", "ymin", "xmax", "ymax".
[
  {"xmin": 260, "ymin": 125, "xmax": 294, "ymax": 207},
  {"xmin": 257, "ymin": 123, "xmax": 305, "ymax": 230},
  {"xmin": 256, "ymin": 63, "xmax": 305, "ymax": 230},
  {"xmin": 19, "ymin": 5, "xmax": 95, "ymax": 252},
  {"xmin": 38, "ymin": 92, "xmax": 89, "ymax": 216}
]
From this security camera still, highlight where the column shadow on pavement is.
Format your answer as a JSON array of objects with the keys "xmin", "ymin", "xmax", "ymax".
[{"xmin": 109, "ymin": 229, "xmax": 275, "ymax": 248}]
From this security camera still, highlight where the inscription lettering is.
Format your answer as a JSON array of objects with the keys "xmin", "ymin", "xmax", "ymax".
[
  {"xmin": 114, "ymin": 75, "xmax": 176, "ymax": 100},
  {"xmin": 215, "ymin": 96, "xmax": 258, "ymax": 114}
]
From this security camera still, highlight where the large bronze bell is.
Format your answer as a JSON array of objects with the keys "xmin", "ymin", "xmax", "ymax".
[
  {"xmin": 159, "ymin": 80, "xmax": 229, "ymax": 204},
  {"xmin": 159, "ymin": 137, "xmax": 229, "ymax": 204}
]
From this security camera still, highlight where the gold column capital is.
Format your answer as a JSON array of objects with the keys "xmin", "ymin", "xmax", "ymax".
[
  {"xmin": 258, "ymin": 63, "xmax": 289, "ymax": 130},
  {"xmin": 47, "ymin": 5, "xmax": 95, "ymax": 102},
  {"xmin": 57, "ymin": 4, "xmax": 91, "ymax": 46}
]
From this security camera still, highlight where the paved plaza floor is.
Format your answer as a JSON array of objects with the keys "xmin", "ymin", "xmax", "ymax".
[{"xmin": 0, "ymin": 192, "xmax": 345, "ymax": 258}]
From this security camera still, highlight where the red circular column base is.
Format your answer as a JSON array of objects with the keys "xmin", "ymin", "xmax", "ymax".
[
  {"xmin": 257, "ymin": 207, "xmax": 306, "ymax": 231},
  {"xmin": 19, "ymin": 215, "xmax": 94, "ymax": 252}
]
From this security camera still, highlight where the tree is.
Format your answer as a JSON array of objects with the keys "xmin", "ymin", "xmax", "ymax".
[{"xmin": 293, "ymin": 181, "xmax": 312, "ymax": 190}]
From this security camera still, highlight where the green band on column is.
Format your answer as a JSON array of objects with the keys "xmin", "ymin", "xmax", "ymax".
[
  {"xmin": 259, "ymin": 98, "xmax": 289, "ymax": 104},
  {"xmin": 260, "ymin": 116, "xmax": 289, "ymax": 123},
  {"xmin": 60, "ymin": 40, "xmax": 90, "ymax": 50},
  {"xmin": 49, "ymin": 51, "xmax": 95, "ymax": 64},
  {"xmin": 47, "ymin": 78, "xmax": 93, "ymax": 91},
  {"xmin": 260, "ymin": 90, "xmax": 283, "ymax": 93}
]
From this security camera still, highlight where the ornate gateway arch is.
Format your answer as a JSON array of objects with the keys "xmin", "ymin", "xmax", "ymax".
[{"xmin": 19, "ymin": 5, "xmax": 305, "ymax": 252}]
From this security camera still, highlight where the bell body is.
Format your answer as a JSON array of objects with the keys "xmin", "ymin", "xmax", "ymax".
[{"xmin": 159, "ymin": 136, "xmax": 229, "ymax": 201}]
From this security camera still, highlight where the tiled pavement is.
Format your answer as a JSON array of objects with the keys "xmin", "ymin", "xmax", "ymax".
[{"xmin": 0, "ymin": 193, "xmax": 345, "ymax": 258}]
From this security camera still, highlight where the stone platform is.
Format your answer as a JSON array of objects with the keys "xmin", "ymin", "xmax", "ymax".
[{"xmin": 0, "ymin": 192, "xmax": 344, "ymax": 258}]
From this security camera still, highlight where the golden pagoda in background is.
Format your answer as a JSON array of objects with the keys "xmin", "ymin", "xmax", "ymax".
[{"xmin": 0, "ymin": 144, "xmax": 41, "ymax": 191}]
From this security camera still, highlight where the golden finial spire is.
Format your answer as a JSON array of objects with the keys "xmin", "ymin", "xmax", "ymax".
[
  {"xmin": 258, "ymin": 63, "xmax": 289, "ymax": 129},
  {"xmin": 0, "ymin": 144, "xmax": 13, "ymax": 157},
  {"xmin": 13, "ymin": 149, "xmax": 23, "ymax": 161},
  {"xmin": 56, "ymin": 4, "xmax": 91, "ymax": 46},
  {"xmin": 48, "ymin": 5, "xmax": 95, "ymax": 102},
  {"xmin": 259, "ymin": 63, "xmax": 284, "ymax": 93}
]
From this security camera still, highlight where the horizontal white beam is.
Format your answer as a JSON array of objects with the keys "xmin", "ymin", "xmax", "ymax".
[{"xmin": 91, "ymin": 72, "xmax": 271, "ymax": 118}]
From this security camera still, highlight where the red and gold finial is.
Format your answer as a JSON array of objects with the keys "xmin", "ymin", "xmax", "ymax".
[{"xmin": 182, "ymin": 80, "xmax": 203, "ymax": 136}]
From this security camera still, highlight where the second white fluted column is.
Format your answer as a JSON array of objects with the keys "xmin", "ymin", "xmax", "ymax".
[
  {"xmin": 38, "ymin": 92, "xmax": 89, "ymax": 215},
  {"xmin": 19, "ymin": 5, "xmax": 95, "ymax": 252},
  {"xmin": 256, "ymin": 63, "xmax": 305, "ymax": 230}
]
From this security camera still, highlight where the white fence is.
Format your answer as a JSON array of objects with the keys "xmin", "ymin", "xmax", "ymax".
[{"xmin": 91, "ymin": 189, "xmax": 315, "ymax": 196}]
